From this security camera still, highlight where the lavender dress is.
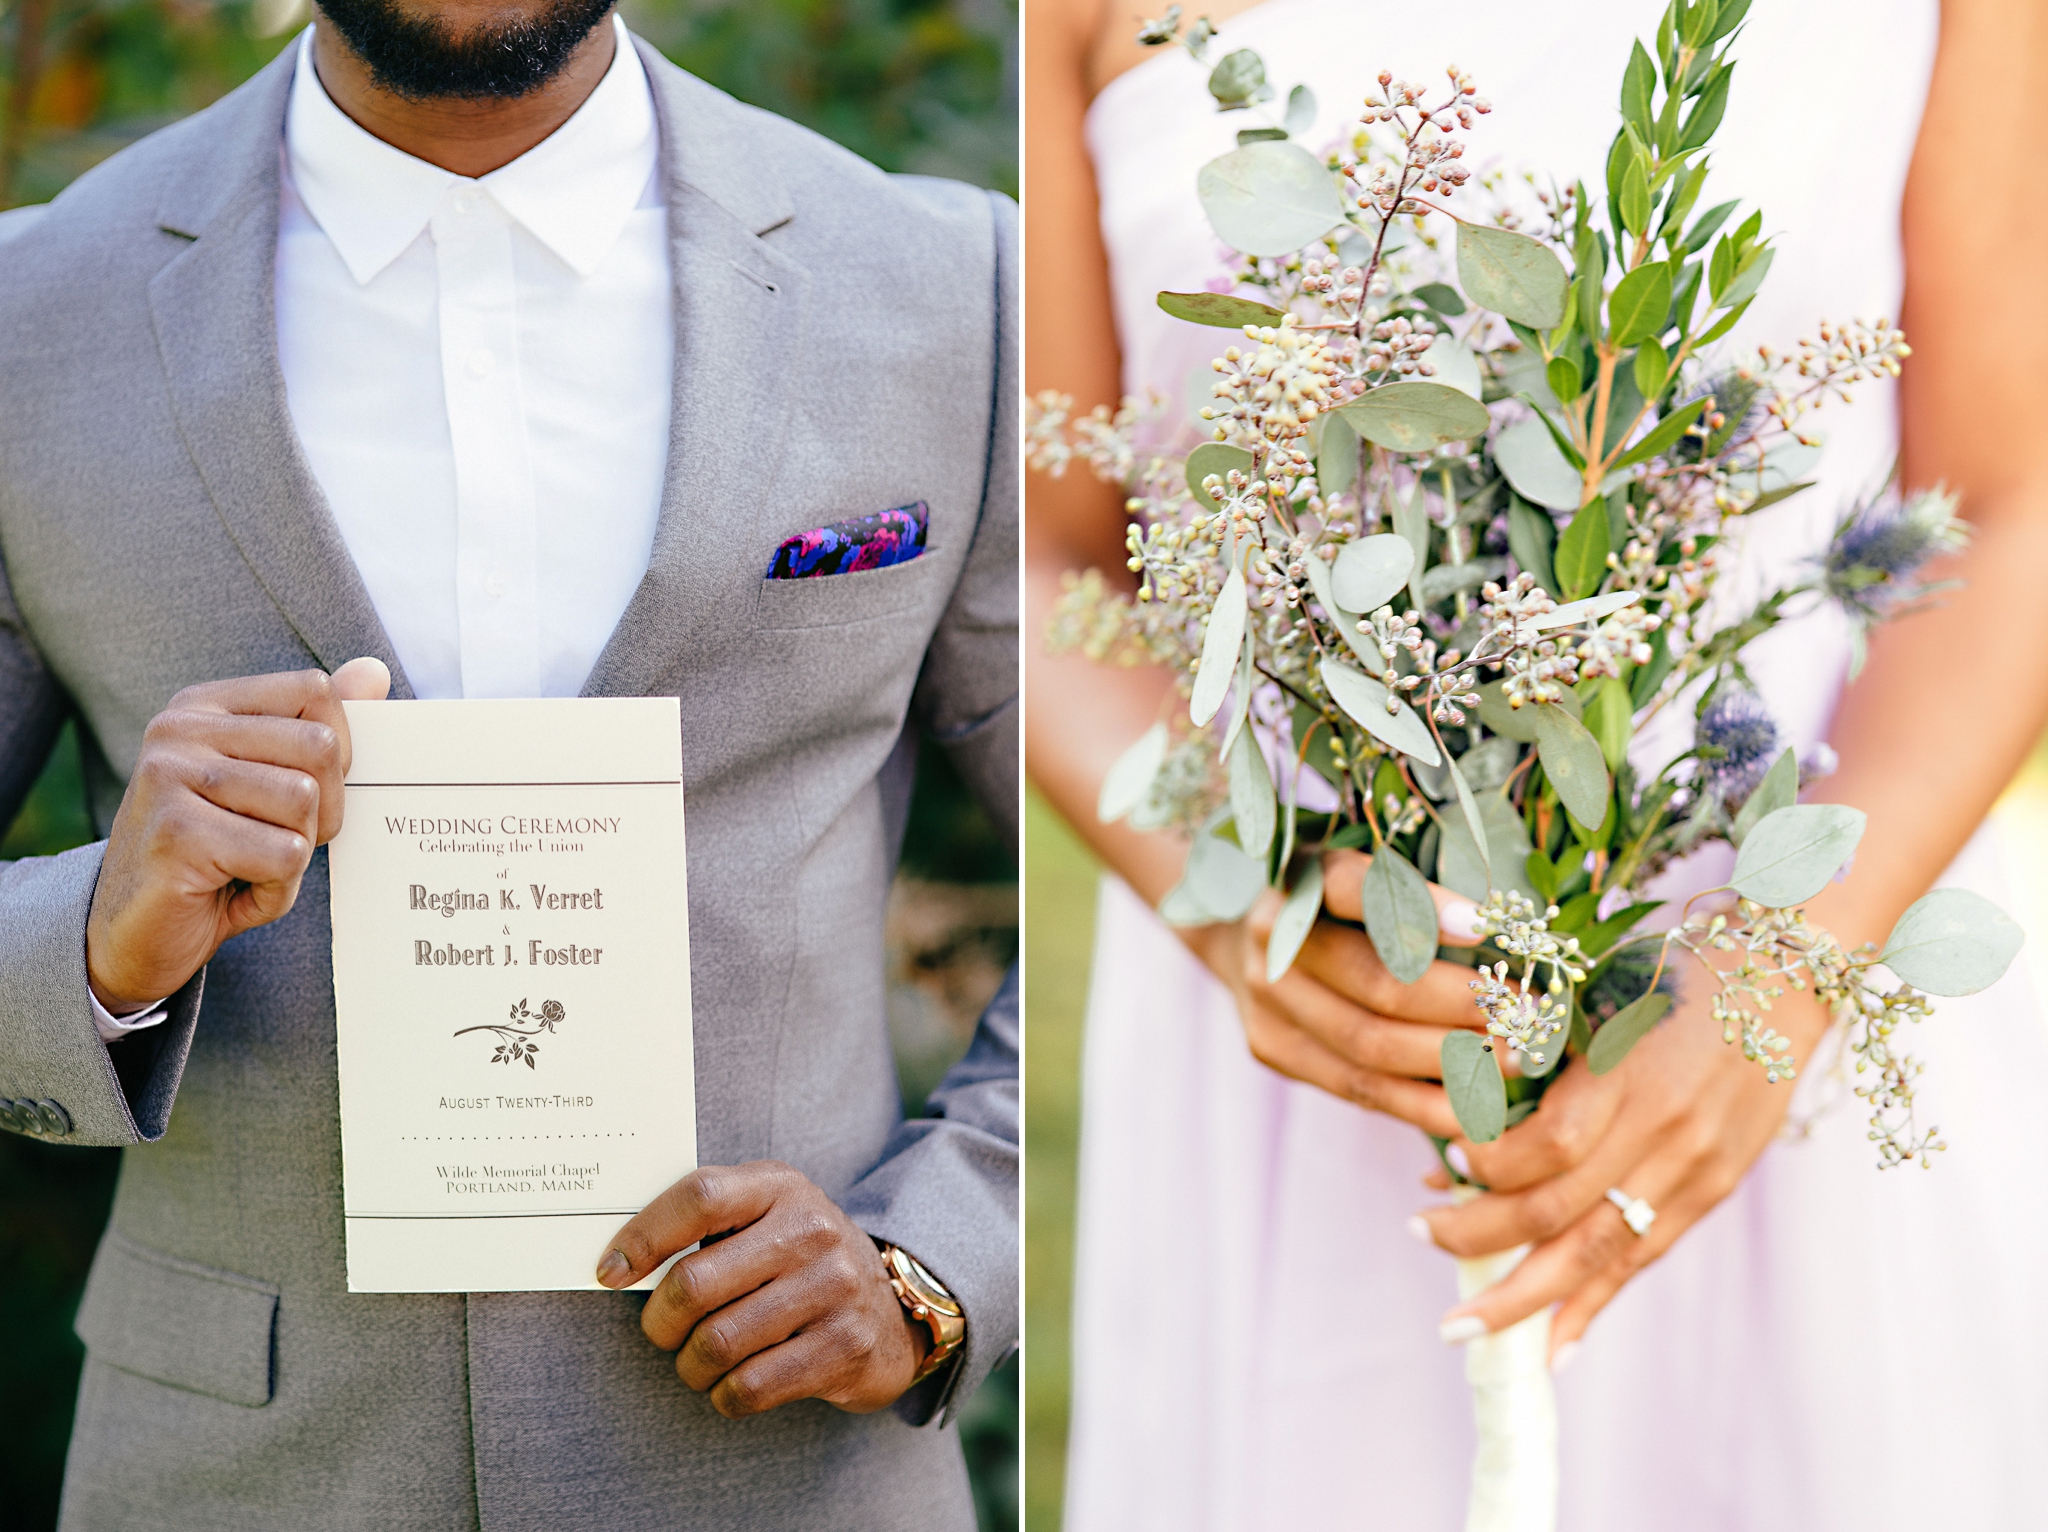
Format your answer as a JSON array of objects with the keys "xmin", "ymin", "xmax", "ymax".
[{"xmin": 1063, "ymin": 3, "xmax": 2048, "ymax": 1527}]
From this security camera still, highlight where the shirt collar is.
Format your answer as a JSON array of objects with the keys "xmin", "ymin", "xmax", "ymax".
[{"xmin": 283, "ymin": 15, "xmax": 660, "ymax": 285}]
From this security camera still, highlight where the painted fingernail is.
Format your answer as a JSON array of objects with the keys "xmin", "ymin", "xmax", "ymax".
[
  {"xmin": 1445, "ymin": 1143, "xmax": 1472, "ymax": 1179},
  {"xmin": 595, "ymin": 1249, "xmax": 631, "ymax": 1288},
  {"xmin": 1439, "ymin": 1314, "xmax": 1488, "ymax": 1346},
  {"xmin": 1406, "ymin": 1214, "xmax": 1436, "ymax": 1247},
  {"xmin": 1439, "ymin": 898, "xmax": 1484, "ymax": 944},
  {"xmin": 1550, "ymin": 1341, "xmax": 1581, "ymax": 1375}
]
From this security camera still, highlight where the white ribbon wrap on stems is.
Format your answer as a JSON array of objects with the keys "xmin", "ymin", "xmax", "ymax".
[{"xmin": 1451, "ymin": 1184, "xmax": 1558, "ymax": 1532}]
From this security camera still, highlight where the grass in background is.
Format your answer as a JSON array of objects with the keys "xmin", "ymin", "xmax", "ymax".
[{"xmin": 1022, "ymin": 790, "xmax": 1098, "ymax": 1532}]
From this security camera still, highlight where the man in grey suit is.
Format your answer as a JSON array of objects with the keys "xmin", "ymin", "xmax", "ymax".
[{"xmin": 0, "ymin": 0, "xmax": 1016, "ymax": 1521}]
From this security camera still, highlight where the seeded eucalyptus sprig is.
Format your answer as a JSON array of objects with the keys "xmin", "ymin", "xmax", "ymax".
[{"xmin": 1036, "ymin": 0, "xmax": 2016, "ymax": 1168}]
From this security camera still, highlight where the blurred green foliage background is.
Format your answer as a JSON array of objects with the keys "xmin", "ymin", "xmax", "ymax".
[{"xmin": 0, "ymin": 0, "xmax": 1016, "ymax": 1525}]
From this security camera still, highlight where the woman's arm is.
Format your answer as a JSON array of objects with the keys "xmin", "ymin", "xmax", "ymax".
[{"xmin": 1418, "ymin": 0, "xmax": 2048, "ymax": 1351}]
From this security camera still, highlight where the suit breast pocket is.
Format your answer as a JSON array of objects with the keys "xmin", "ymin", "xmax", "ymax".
[
  {"xmin": 754, "ymin": 546, "xmax": 951, "ymax": 632},
  {"xmin": 73, "ymin": 1227, "xmax": 279, "ymax": 1407}
]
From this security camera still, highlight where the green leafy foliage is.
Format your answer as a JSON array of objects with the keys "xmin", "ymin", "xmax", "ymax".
[
  {"xmin": 1507, "ymin": 498, "xmax": 1560, "ymax": 596},
  {"xmin": 1455, "ymin": 222, "xmax": 1569, "ymax": 328},
  {"xmin": 1320, "ymin": 657, "xmax": 1441, "ymax": 765},
  {"xmin": 1266, "ymin": 860, "xmax": 1325, "ymax": 982},
  {"xmin": 1880, "ymin": 888, "xmax": 2024, "ymax": 997},
  {"xmin": 1552, "ymin": 503, "xmax": 1611, "ymax": 599},
  {"xmin": 1338, "ymin": 381, "xmax": 1491, "ymax": 453},
  {"xmin": 1185, "ymin": 441, "xmax": 1255, "ymax": 511},
  {"xmin": 1331, "ymin": 533, "xmax": 1416, "ymax": 614},
  {"xmin": 1362, "ymin": 846, "xmax": 1439, "ymax": 984},
  {"xmin": 1532, "ymin": 703, "xmax": 1611, "ymax": 830},
  {"xmin": 1607, "ymin": 261, "xmax": 1671, "ymax": 344},
  {"xmin": 1156, "ymin": 291, "xmax": 1288, "ymax": 328},
  {"xmin": 1728, "ymin": 746, "xmax": 1797, "ymax": 846},
  {"xmin": 1096, "ymin": 722, "xmax": 1167, "ymax": 823},
  {"xmin": 1441, "ymin": 1031, "xmax": 1507, "ymax": 1143},
  {"xmin": 1227, "ymin": 725, "xmax": 1275, "ymax": 859},
  {"xmin": 1587, "ymin": 990, "xmax": 1673, "ymax": 1074},
  {"xmin": 1159, "ymin": 830, "xmax": 1266, "ymax": 926},
  {"xmin": 1493, "ymin": 417, "xmax": 1583, "ymax": 513},
  {"xmin": 1189, "ymin": 568, "xmax": 1248, "ymax": 727},
  {"xmin": 1729, "ymin": 804, "xmax": 1867, "ymax": 907},
  {"xmin": 1195, "ymin": 140, "xmax": 1345, "ymax": 256}
]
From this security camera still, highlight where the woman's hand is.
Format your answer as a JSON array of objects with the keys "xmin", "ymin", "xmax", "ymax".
[
  {"xmin": 1413, "ymin": 972, "xmax": 1831, "ymax": 1359},
  {"xmin": 1183, "ymin": 848, "xmax": 1491, "ymax": 1140}
]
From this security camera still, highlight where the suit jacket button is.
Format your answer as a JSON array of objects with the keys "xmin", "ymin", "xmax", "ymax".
[
  {"xmin": 0, "ymin": 1100, "xmax": 22, "ymax": 1133},
  {"xmin": 35, "ymin": 1100, "xmax": 71, "ymax": 1136}
]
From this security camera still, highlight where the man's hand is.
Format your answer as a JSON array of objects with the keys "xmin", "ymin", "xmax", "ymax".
[
  {"xmin": 85, "ymin": 657, "xmax": 392, "ymax": 1011},
  {"xmin": 1185, "ymin": 847, "xmax": 1489, "ymax": 1139},
  {"xmin": 597, "ymin": 1161, "xmax": 929, "ymax": 1419},
  {"xmin": 1415, "ymin": 976, "xmax": 1831, "ymax": 1359}
]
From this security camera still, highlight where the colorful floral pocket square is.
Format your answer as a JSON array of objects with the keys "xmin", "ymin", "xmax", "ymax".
[{"xmin": 765, "ymin": 502, "xmax": 929, "ymax": 579}]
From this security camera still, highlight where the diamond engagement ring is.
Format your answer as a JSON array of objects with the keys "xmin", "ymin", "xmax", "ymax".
[{"xmin": 1605, "ymin": 1187, "xmax": 1656, "ymax": 1236}]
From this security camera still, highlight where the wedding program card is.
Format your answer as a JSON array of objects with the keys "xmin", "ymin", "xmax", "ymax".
[{"xmin": 328, "ymin": 698, "xmax": 696, "ymax": 1293}]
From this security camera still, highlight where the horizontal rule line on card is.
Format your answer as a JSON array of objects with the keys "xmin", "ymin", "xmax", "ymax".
[
  {"xmin": 347, "ymin": 781, "xmax": 679, "ymax": 788},
  {"xmin": 346, "ymin": 1210, "xmax": 644, "ymax": 1220}
]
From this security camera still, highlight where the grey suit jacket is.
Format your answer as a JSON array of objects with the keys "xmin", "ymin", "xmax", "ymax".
[{"xmin": 0, "ymin": 35, "xmax": 1017, "ymax": 1532}]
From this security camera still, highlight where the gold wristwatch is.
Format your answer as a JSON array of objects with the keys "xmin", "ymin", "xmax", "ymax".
[{"xmin": 876, "ymin": 1240, "xmax": 966, "ymax": 1384}]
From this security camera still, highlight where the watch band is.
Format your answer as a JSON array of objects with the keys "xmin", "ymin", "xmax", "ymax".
[{"xmin": 876, "ymin": 1239, "xmax": 966, "ymax": 1384}]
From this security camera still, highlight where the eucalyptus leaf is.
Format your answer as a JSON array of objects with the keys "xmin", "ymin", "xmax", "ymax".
[
  {"xmin": 1237, "ymin": 127, "xmax": 1289, "ymax": 145},
  {"xmin": 1447, "ymin": 758, "xmax": 1490, "ymax": 878},
  {"xmin": 1437, "ymin": 790, "xmax": 1534, "ymax": 902},
  {"xmin": 1607, "ymin": 261, "xmax": 1671, "ymax": 345},
  {"xmin": 1266, "ymin": 860, "xmax": 1325, "ymax": 983},
  {"xmin": 1455, "ymin": 223, "xmax": 1569, "ymax": 329},
  {"xmin": 1315, "ymin": 408, "xmax": 1359, "ymax": 495},
  {"xmin": 1729, "ymin": 804, "xmax": 1867, "ymax": 907},
  {"xmin": 1477, "ymin": 678, "xmax": 1579, "ymax": 742},
  {"xmin": 1441, "ymin": 1031, "xmax": 1507, "ymax": 1143},
  {"xmin": 1228, "ymin": 725, "xmax": 1277, "ymax": 859},
  {"xmin": 1531, "ymin": 589, "xmax": 1641, "ymax": 630},
  {"xmin": 1338, "ymin": 381, "xmax": 1491, "ymax": 453},
  {"xmin": 1220, "ymin": 610, "xmax": 1257, "ymax": 756},
  {"xmin": 1532, "ymin": 703, "xmax": 1612, "ymax": 830},
  {"xmin": 1362, "ymin": 846, "xmax": 1439, "ymax": 984},
  {"xmin": 1156, "ymin": 290, "xmax": 1289, "ymax": 328},
  {"xmin": 1508, "ymin": 499, "xmax": 1560, "ymax": 597},
  {"xmin": 1552, "ymin": 503, "xmax": 1610, "ymax": 601},
  {"xmin": 1586, "ymin": 991, "xmax": 1673, "ymax": 1075},
  {"xmin": 1457, "ymin": 735, "xmax": 1522, "ymax": 794},
  {"xmin": 1580, "ymin": 677, "xmax": 1633, "ymax": 771},
  {"xmin": 1415, "ymin": 281, "xmax": 1466, "ymax": 316},
  {"xmin": 1319, "ymin": 657, "xmax": 1442, "ymax": 766},
  {"xmin": 1393, "ymin": 477, "xmax": 1431, "ymax": 611},
  {"xmin": 1492, "ymin": 417, "xmax": 1583, "ymax": 512},
  {"xmin": 1158, "ymin": 832, "xmax": 1268, "ymax": 927},
  {"xmin": 1196, "ymin": 140, "xmax": 1345, "ymax": 257},
  {"xmin": 1283, "ymin": 82, "xmax": 1316, "ymax": 136},
  {"xmin": 1729, "ymin": 746, "xmax": 1797, "ymax": 847},
  {"xmin": 1419, "ymin": 334, "xmax": 1484, "ymax": 400},
  {"xmin": 1097, "ymin": 721, "xmax": 1168, "ymax": 823},
  {"xmin": 1190, "ymin": 568, "xmax": 1248, "ymax": 727},
  {"xmin": 1880, "ymin": 887, "xmax": 2024, "ymax": 997},
  {"xmin": 1206, "ymin": 47, "xmax": 1267, "ymax": 107},
  {"xmin": 1186, "ymin": 441, "xmax": 1256, "ymax": 511},
  {"xmin": 1331, "ymin": 533, "xmax": 1415, "ymax": 614},
  {"xmin": 1419, "ymin": 559, "xmax": 1501, "ymax": 606},
  {"xmin": 1301, "ymin": 551, "xmax": 1385, "ymax": 674}
]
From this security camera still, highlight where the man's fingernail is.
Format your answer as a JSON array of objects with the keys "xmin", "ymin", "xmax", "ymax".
[
  {"xmin": 1440, "ymin": 899, "xmax": 1484, "ymax": 943},
  {"xmin": 1405, "ymin": 1214, "xmax": 1436, "ymax": 1247},
  {"xmin": 595, "ymin": 1249, "xmax": 631, "ymax": 1288},
  {"xmin": 1439, "ymin": 1314, "xmax": 1488, "ymax": 1346},
  {"xmin": 1445, "ymin": 1143, "xmax": 1472, "ymax": 1179},
  {"xmin": 1551, "ymin": 1341, "xmax": 1581, "ymax": 1375}
]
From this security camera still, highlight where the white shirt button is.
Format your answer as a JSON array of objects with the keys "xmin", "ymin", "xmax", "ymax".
[
  {"xmin": 469, "ymin": 348, "xmax": 496, "ymax": 377},
  {"xmin": 484, "ymin": 570, "xmax": 508, "ymax": 597}
]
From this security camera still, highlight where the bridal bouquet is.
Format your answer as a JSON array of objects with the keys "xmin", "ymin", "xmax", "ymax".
[{"xmin": 1033, "ymin": 1, "xmax": 2023, "ymax": 1525}]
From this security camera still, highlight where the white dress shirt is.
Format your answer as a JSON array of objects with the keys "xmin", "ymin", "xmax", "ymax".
[{"xmin": 94, "ymin": 19, "xmax": 675, "ymax": 1040}]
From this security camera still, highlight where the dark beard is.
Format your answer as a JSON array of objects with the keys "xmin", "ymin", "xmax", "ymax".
[{"xmin": 314, "ymin": 0, "xmax": 617, "ymax": 102}]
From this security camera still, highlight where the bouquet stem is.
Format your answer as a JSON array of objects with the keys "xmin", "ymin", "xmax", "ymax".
[{"xmin": 1452, "ymin": 1187, "xmax": 1558, "ymax": 1532}]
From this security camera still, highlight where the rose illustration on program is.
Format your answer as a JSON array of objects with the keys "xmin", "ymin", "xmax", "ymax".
[{"xmin": 452, "ymin": 998, "xmax": 565, "ymax": 1069}]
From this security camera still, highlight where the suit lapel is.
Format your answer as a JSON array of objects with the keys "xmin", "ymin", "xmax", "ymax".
[
  {"xmin": 148, "ymin": 49, "xmax": 414, "ymax": 697},
  {"xmin": 580, "ymin": 42, "xmax": 807, "ymax": 701}
]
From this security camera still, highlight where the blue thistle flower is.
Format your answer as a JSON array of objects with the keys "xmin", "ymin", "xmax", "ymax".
[
  {"xmin": 1696, "ymin": 688, "xmax": 1778, "ymax": 803},
  {"xmin": 1823, "ymin": 487, "xmax": 1967, "ymax": 622}
]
